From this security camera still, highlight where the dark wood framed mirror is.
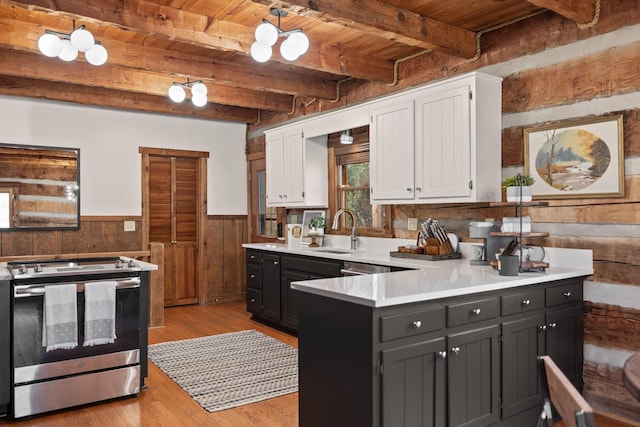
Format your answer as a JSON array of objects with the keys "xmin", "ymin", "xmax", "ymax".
[{"xmin": 0, "ymin": 143, "xmax": 80, "ymax": 231}]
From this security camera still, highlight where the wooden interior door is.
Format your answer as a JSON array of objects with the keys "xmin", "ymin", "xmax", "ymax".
[{"xmin": 142, "ymin": 148, "xmax": 208, "ymax": 307}]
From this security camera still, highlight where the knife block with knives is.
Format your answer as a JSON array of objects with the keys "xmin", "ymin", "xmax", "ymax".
[{"xmin": 392, "ymin": 219, "xmax": 461, "ymax": 260}]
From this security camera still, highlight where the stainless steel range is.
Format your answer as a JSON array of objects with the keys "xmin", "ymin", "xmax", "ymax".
[{"xmin": 8, "ymin": 256, "xmax": 150, "ymax": 419}]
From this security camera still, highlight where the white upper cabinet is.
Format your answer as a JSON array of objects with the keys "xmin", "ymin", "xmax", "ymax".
[
  {"xmin": 370, "ymin": 72, "xmax": 503, "ymax": 204},
  {"xmin": 265, "ymin": 126, "xmax": 328, "ymax": 208},
  {"xmin": 370, "ymin": 99, "xmax": 415, "ymax": 201}
]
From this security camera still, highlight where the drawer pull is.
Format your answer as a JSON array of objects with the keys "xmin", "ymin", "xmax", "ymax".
[
  {"xmin": 472, "ymin": 308, "xmax": 481, "ymax": 315},
  {"xmin": 273, "ymin": 261, "xmax": 279, "ymax": 265},
  {"xmin": 539, "ymin": 325, "xmax": 547, "ymax": 331},
  {"xmin": 451, "ymin": 347, "xmax": 460, "ymax": 355},
  {"xmin": 438, "ymin": 351, "xmax": 447, "ymax": 359},
  {"xmin": 412, "ymin": 320, "xmax": 422, "ymax": 329},
  {"xmin": 250, "ymin": 274, "xmax": 256, "ymax": 279},
  {"xmin": 563, "ymin": 291, "xmax": 571, "ymax": 297},
  {"xmin": 522, "ymin": 299, "xmax": 531, "ymax": 306},
  {"xmin": 250, "ymin": 298, "xmax": 256, "ymax": 303},
  {"xmin": 548, "ymin": 322, "xmax": 557, "ymax": 329}
]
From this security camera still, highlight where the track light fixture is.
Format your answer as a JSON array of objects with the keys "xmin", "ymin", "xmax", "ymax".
[
  {"xmin": 167, "ymin": 79, "xmax": 208, "ymax": 107},
  {"xmin": 251, "ymin": 8, "xmax": 309, "ymax": 63},
  {"xmin": 340, "ymin": 129, "xmax": 354, "ymax": 145},
  {"xmin": 38, "ymin": 20, "xmax": 108, "ymax": 66}
]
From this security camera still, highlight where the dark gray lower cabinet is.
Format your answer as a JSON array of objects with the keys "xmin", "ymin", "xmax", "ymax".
[
  {"xmin": 297, "ymin": 277, "xmax": 587, "ymax": 427},
  {"xmin": 448, "ymin": 325, "xmax": 500, "ymax": 427},
  {"xmin": 1, "ymin": 280, "xmax": 9, "ymax": 416},
  {"xmin": 262, "ymin": 253, "xmax": 281, "ymax": 322},
  {"xmin": 381, "ymin": 337, "xmax": 446, "ymax": 427}
]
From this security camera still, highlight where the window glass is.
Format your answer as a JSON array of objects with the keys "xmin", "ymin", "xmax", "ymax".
[
  {"xmin": 0, "ymin": 192, "xmax": 9, "ymax": 228},
  {"xmin": 257, "ymin": 170, "xmax": 277, "ymax": 236},
  {"xmin": 338, "ymin": 158, "xmax": 385, "ymax": 229}
]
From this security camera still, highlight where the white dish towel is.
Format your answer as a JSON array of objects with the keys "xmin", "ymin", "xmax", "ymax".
[
  {"xmin": 84, "ymin": 281, "xmax": 117, "ymax": 347},
  {"xmin": 42, "ymin": 284, "xmax": 78, "ymax": 352}
]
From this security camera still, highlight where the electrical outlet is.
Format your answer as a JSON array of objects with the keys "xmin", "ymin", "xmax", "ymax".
[
  {"xmin": 407, "ymin": 218, "xmax": 418, "ymax": 231},
  {"xmin": 124, "ymin": 220, "xmax": 136, "ymax": 232}
]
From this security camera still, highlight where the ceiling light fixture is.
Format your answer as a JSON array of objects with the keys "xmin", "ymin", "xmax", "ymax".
[
  {"xmin": 38, "ymin": 20, "xmax": 108, "ymax": 66},
  {"xmin": 168, "ymin": 79, "xmax": 208, "ymax": 107},
  {"xmin": 340, "ymin": 129, "xmax": 354, "ymax": 145},
  {"xmin": 251, "ymin": 8, "xmax": 309, "ymax": 63}
]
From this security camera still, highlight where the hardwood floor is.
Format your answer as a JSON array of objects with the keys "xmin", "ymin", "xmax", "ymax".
[{"xmin": 1, "ymin": 301, "xmax": 298, "ymax": 427}]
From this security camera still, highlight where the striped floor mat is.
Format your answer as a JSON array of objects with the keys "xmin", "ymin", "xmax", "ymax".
[{"xmin": 148, "ymin": 330, "xmax": 298, "ymax": 412}]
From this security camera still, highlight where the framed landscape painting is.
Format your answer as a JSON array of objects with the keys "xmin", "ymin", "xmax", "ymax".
[{"xmin": 524, "ymin": 115, "xmax": 624, "ymax": 199}]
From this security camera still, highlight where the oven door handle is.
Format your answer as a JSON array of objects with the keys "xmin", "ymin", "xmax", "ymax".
[{"xmin": 14, "ymin": 278, "xmax": 141, "ymax": 298}]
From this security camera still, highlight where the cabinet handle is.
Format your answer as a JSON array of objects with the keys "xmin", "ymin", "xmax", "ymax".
[
  {"xmin": 563, "ymin": 291, "xmax": 572, "ymax": 297},
  {"xmin": 406, "ymin": 187, "xmax": 412, "ymax": 192},
  {"xmin": 416, "ymin": 187, "xmax": 422, "ymax": 192},
  {"xmin": 548, "ymin": 322, "xmax": 557, "ymax": 329},
  {"xmin": 438, "ymin": 351, "xmax": 447, "ymax": 359},
  {"xmin": 539, "ymin": 325, "xmax": 547, "ymax": 331},
  {"xmin": 472, "ymin": 308, "xmax": 481, "ymax": 315},
  {"xmin": 250, "ymin": 255, "xmax": 256, "ymax": 259},
  {"xmin": 412, "ymin": 320, "xmax": 422, "ymax": 329},
  {"xmin": 250, "ymin": 274, "xmax": 256, "ymax": 279},
  {"xmin": 273, "ymin": 261, "xmax": 279, "ymax": 265},
  {"xmin": 250, "ymin": 298, "xmax": 256, "ymax": 303},
  {"xmin": 522, "ymin": 299, "xmax": 531, "ymax": 306},
  {"xmin": 451, "ymin": 347, "xmax": 460, "ymax": 355}
]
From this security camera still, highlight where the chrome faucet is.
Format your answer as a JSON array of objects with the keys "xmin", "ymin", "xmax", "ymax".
[{"xmin": 332, "ymin": 208, "xmax": 358, "ymax": 250}]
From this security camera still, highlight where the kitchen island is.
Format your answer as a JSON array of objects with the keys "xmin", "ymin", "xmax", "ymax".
[{"xmin": 282, "ymin": 243, "xmax": 592, "ymax": 427}]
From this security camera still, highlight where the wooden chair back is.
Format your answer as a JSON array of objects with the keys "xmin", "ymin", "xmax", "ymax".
[{"xmin": 538, "ymin": 355, "xmax": 596, "ymax": 427}]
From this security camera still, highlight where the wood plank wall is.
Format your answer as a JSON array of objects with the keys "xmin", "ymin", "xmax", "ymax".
[{"xmin": 246, "ymin": 0, "xmax": 640, "ymax": 420}]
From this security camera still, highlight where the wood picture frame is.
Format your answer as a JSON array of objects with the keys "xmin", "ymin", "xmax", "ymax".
[
  {"xmin": 524, "ymin": 114, "xmax": 624, "ymax": 199},
  {"xmin": 301, "ymin": 210, "xmax": 325, "ymax": 237}
]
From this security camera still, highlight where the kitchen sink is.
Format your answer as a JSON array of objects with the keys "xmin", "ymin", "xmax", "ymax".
[{"xmin": 317, "ymin": 249, "xmax": 352, "ymax": 254}]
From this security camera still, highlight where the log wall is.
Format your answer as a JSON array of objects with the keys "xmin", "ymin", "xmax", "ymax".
[{"xmin": 247, "ymin": 0, "xmax": 640, "ymax": 419}]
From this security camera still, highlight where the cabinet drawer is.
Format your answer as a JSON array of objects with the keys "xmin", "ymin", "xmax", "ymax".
[
  {"xmin": 546, "ymin": 282, "xmax": 582, "ymax": 307},
  {"xmin": 246, "ymin": 250, "xmax": 263, "ymax": 264},
  {"xmin": 380, "ymin": 306, "xmax": 445, "ymax": 342},
  {"xmin": 246, "ymin": 264, "xmax": 262, "ymax": 290},
  {"xmin": 246, "ymin": 288, "xmax": 262, "ymax": 314},
  {"xmin": 447, "ymin": 297, "xmax": 499, "ymax": 327},
  {"xmin": 282, "ymin": 255, "xmax": 342, "ymax": 277},
  {"xmin": 501, "ymin": 289, "xmax": 545, "ymax": 316}
]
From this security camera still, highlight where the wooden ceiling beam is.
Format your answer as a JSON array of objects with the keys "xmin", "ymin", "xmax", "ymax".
[
  {"xmin": 0, "ymin": 74, "xmax": 259, "ymax": 123},
  {"xmin": 0, "ymin": 14, "xmax": 337, "ymax": 100},
  {"xmin": 525, "ymin": 0, "xmax": 596, "ymax": 25},
  {"xmin": 7, "ymin": 0, "xmax": 395, "ymax": 82},
  {"xmin": 0, "ymin": 48, "xmax": 296, "ymax": 112},
  {"xmin": 253, "ymin": 0, "xmax": 478, "ymax": 59}
]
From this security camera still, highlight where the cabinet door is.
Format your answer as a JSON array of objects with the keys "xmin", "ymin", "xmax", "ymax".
[
  {"xmin": 501, "ymin": 313, "xmax": 545, "ymax": 419},
  {"xmin": 262, "ymin": 254, "xmax": 281, "ymax": 321},
  {"xmin": 415, "ymin": 85, "xmax": 471, "ymax": 200},
  {"xmin": 546, "ymin": 304, "xmax": 584, "ymax": 389},
  {"xmin": 265, "ymin": 131, "xmax": 285, "ymax": 206},
  {"xmin": 381, "ymin": 337, "xmax": 446, "ymax": 427},
  {"xmin": 370, "ymin": 100, "xmax": 415, "ymax": 202},
  {"xmin": 282, "ymin": 270, "xmax": 309, "ymax": 329},
  {"xmin": 448, "ymin": 325, "xmax": 500, "ymax": 427},
  {"xmin": 282, "ymin": 128, "xmax": 305, "ymax": 204}
]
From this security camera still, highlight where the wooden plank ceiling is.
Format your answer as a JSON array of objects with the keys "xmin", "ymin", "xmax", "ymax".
[{"xmin": 0, "ymin": 0, "xmax": 595, "ymax": 123}]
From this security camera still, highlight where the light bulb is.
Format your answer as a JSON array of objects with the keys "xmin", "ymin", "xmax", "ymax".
[
  {"xmin": 168, "ymin": 85, "xmax": 186, "ymax": 103},
  {"xmin": 85, "ymin": 44, "xmax": 108, "ymax": 66},
  {"xmin": 58, "ymin": 39, "xmax": 78, "ymax": 61},
  {"xmin": 70, "ymin": 28, "xmax": 95, "ymax": 52},
  {"xmin": 250, "ymin": 41, "xmax": 272, "ymax": 63},
  {"xmin": 38, "ymin": 33, "xmax": 63, "ymax": 57},
  {"xmin": 287, "ymin": 32, "xmax": 309, "ymax": 56},
  {"xmin": 280, "ymin": 38, "xmax": 299, "ymax": 61},
  {"xmin": 191, "ymin": 82, "xmax": 207, "ymax": 96},
  {"xmin": 255, "ymin": 22, "xmax": 278, "ymax": 47},
  {"xmin": 192, "ymin": 93, "xmax": 208, "ymax": 107}
]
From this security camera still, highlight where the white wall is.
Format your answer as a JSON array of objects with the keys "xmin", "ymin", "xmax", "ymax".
[{"xmin": 0, "ymin": 96, "xmax": 248, "ymax": 215}]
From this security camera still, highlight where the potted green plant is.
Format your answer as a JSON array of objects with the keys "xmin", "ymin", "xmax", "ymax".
[
  {"xmin": 309, "ymin": 215, "xmax": 325, "ymax": 236},
  {"xmin": 502, "ymin": 173, "xmax": 535, "ymax": 202}
]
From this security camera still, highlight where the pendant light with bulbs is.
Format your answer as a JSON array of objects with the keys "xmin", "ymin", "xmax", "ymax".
[
  {"xmin": 38, "ymin": 20, "xmax": 108, "ymax": 66},
  {"xmin": 251, "ymin": 8, "xmax": 309, "ymax": 63},
  {"xmin": 167, "ymin": 79, "xmax": 208, "ymax": 107}
]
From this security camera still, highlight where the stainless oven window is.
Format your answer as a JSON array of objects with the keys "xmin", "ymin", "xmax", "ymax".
[{"xmin": 13, "ymin": 279, "xmax": 141, "ymax": 370}]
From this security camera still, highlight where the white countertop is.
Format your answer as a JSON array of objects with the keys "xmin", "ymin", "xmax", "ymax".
[{"xmin": 243, "ymin": 238, "xmax": 594, "ymax": 308}]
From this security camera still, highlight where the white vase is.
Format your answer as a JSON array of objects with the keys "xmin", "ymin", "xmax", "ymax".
[{"xmin": 506, "ymin": 186, "xmax": 532, "ymax": 202}]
